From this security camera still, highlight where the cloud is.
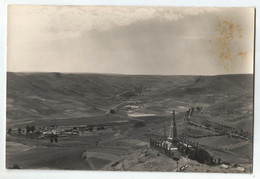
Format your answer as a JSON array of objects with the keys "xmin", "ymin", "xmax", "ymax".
[
  {"xmin": 8, "ymin": 6, "xmax": 220, "ymax": 41},
  {"xmin": 7, "ymin": 6, "xmax": 254, "ymax": 75}
]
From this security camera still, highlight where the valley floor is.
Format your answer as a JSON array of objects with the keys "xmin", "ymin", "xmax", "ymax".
[{"xmin": 6, "ymin": 73, "xmax": 254, "ymax": 172}]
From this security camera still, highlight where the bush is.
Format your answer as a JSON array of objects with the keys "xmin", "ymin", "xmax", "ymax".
[
  {"xmin": 110, "ymin": 109, "xmax": 115, "ymax": 114},
  {"xmin": 133, "ymin": 122, "xmax": 146, "ymax": 128},
  {"xmin": 12, "ymin": 164, "xmax": 20, "ymax": 169}
]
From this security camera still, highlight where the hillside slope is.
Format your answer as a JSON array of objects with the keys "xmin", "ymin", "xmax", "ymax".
[{"xmin": 6, "ymin": 73, "xmax": 253, "ymax": 127}]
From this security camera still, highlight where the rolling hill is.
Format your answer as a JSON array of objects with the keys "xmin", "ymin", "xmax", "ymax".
[{"xmin": 6, "ymin": 72, "xmax": 253, "ymax": 129}]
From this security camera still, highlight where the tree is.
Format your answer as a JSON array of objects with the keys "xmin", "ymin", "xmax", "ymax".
[
  {"xmin": 205, "ymin": 123, "xmax": 210, "ymax": 128},
  {"xmin": 97, "ymin": 126, "xmax": 105, "ymax": 130},
  {"xmin": 26, "ymin": 126, "xmax": 30, "ymax": 133},
  {"xmin": 54, "ymin": 137, "xmax": 58, "ymax": 143},
  {"xmin": 18, "ymin": 128, "xmax": 22, "ymax": 134},
  {"xmin": 7, "ymin": 128, "xmax": 12, "ymax": 134},
  {"xmin": 30, "ymin": 126, "xmax": 35, "ymax": 133},
  {"xmin": 88, "ymin": 127, "xmax": 93, "ymax": 132},
  {"xmin": 110, "ymin": 109, "xmax": 115, "ymax": 114}
]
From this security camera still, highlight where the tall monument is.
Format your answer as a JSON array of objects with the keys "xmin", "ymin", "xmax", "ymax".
[
  {"xmin": 172, "ymin": 110, "xmax": 177, "ymax": 139},
  {"xmin": 168, "ymin": 110, "xmax": 178, "ymax": 143}
]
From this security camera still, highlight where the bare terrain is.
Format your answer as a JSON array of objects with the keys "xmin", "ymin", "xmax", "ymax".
[{"xmin": 6, "ymin": 72, "xmax": 253, "ymax": 172}]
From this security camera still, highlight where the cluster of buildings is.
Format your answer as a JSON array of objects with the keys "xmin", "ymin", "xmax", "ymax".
[
  {"xmin": 8, "ymin": 124, "xmax": 106, "ymax": 139},
  {"xmin": 40, "ymin": 125, "xmax": 105, "ymax": 139}
]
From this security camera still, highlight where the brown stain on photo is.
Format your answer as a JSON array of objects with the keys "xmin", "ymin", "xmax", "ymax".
[
  {"xmin": 211, "ymin": 18, "xmax": 247, "ymax": 71},
  {"xmin": 237, "ymin": 51, "xmax": 248, "ymax": 60}
]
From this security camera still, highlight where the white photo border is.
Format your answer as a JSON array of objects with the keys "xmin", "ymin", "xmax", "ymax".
[{"xmin": 0, "ymin": 0, "xmax": 259, "ymax": 179}]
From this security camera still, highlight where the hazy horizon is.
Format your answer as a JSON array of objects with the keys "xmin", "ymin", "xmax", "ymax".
[
  {"xmin": 6, "ymin": 71, "xmax": 253, "ymax": 77},
  {"xmin": 7, "ymin": 6, "xmax": 255, "ymax": 75}
]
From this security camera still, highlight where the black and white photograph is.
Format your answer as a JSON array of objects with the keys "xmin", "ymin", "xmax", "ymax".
[{"xmin": 5, "ymin": 5, "xmax": 254, "ymax": 173}]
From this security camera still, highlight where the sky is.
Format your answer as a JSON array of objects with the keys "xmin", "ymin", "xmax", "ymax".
[{"xmin": 7, "ymin": 6, "xmax": 255, "ymax": 75}]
